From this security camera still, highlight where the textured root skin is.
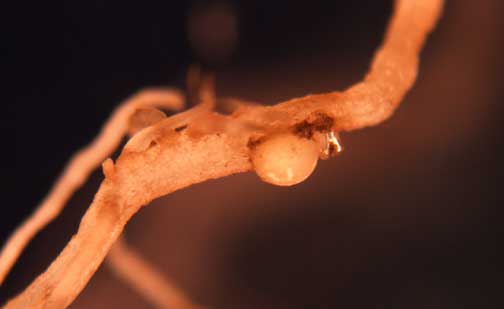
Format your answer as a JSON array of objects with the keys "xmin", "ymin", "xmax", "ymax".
[
  {"xmin": 3, "ymin": 0, "xmax": 443, "ymax": 307},
  {"xmin": 5, "ymin": 132, "xmax": 251, "ymax": 308}
]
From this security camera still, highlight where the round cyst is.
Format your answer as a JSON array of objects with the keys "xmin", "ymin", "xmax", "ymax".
[{"xmin": 252, "ymin": 133, "xmax": 319, "ymax": 186}]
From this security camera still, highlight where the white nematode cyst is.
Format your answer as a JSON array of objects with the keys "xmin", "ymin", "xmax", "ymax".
[{"xmin": 252, "ymin": 134, "xmax": 319, "ymax": 186}]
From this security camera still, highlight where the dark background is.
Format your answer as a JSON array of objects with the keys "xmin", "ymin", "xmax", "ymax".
[{"xmin": 4, "ymin": 1, "xmax": 503, "ymax": 308}]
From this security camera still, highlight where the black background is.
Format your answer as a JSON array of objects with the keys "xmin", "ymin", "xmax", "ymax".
[{"xmin": 4, "ymin": 1, "xmax": 503, "ymax": 308}]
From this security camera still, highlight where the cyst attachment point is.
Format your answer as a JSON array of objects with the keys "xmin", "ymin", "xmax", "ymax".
[{"xmin": 251, "ymin": 134, "xmax": 319, "ymax": 186}]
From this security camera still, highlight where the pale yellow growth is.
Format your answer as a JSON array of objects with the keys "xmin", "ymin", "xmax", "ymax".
[{"xmin": 252, "ymin": 134, "xmax": 319, "ymax": 186}]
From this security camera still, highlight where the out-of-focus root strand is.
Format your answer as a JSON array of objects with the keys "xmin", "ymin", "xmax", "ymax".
[{"xmin": 107, "ymin": 236, "xmax": 203, "ymax": 309}]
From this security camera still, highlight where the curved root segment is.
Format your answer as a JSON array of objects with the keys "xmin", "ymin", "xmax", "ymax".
[{"xmin": 3, "ymin": 0, "xmax": 443, "ymax": 308}]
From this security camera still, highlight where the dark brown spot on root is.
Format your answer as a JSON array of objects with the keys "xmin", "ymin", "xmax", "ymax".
[
  {"xmin": 293, "ymin": 112, "xmax": 334, "ymax": 138},
  {"xmin": 293, "ymin": 121, "xmax": 313, "ymax": 138},
  {"xmin": 174, "ymin": 124, "xmax": 188, "ymax": 132},
  {"xmin": 148, "ymin": 140, "xmax": 158, "ymax": 148},
  {"xmin": 247, "ymin": 135, "xmax": 264, "ymax": 149},
  {"xmin": 312, "ymin": 112, "xmax": 334, "ymax": 131}
]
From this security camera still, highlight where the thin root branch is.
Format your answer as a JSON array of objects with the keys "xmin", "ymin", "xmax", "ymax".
[{"xmin": 107, "ymin": 236, "xmax": 201, "ymax": 309}]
